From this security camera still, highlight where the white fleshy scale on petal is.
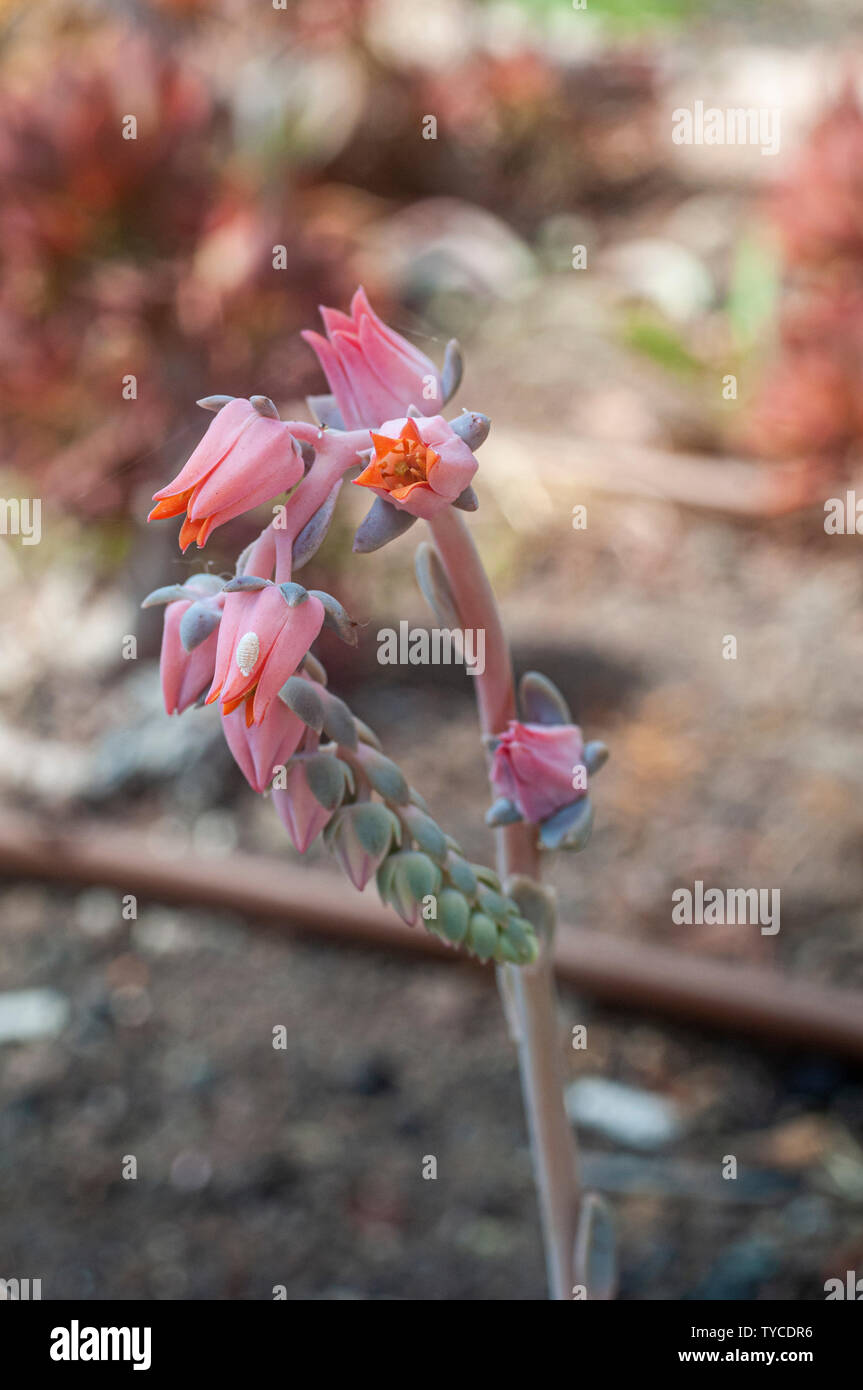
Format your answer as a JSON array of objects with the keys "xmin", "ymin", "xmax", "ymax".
[{"xmin": 236, "ymin": 631, "xmax": 260, "ymax": 677}]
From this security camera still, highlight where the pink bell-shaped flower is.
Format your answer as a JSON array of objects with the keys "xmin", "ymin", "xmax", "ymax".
[
  {"xmin": 149, "ymin": 398, "xmax": 306, "ymax": 550},
  {"xmin": 221, "ymin": 699, "xmax": 306, "ymax": 794},
  {"xmin": 206, "ymin": 584, "xmax": 325, "ymax": 725},
  {"xmin": 302, "ymin": 287, "xmax": 444, "ymax": 429},
  {"xmin": 272, "ymin": 760, "xmax": 334, "ymax": 853},
  {"xmin": 491, "ymin": 721, "xmax": 587, "ymax": 825},
  {"xmin": 159, "ymin": 590, "xmax": 224, "ymax": 715},
  {"xmin": 352, "ymin": 415, "xmax": 477, "ymax": 519}
]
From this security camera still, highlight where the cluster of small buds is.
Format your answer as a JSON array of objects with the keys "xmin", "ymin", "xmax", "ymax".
[
  {"xmin": 277, "ymin": 666, "xmax": 538, "ymax": 966},
  {"xmin": 144, "ymin": 570, "xmax": 539, "ymax": 964}
]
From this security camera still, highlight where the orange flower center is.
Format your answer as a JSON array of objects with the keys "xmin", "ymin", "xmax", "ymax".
[{"xmin": 355, "ymin": 418, "xmax": 439, "ymax": 501}]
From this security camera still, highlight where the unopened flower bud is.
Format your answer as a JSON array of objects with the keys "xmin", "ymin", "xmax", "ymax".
[
  {"xmin": 477, "ymin": 886, "xmax": 519, "ymax": 925},
  {"xmin": 303, "ymin": 753, "xmax": 350, "ymax": 811},
  {"xmin": 491, "ymin": 720, "xmax": 588, "ymax": 825},
  {"xmin": 303, "ymin": 287, "xmax": 446, "ymax": 430},
  {"xmin": 497, "ymin": 918, "xmax": 538, "ymax": 965},
  {"xmin": 500, "ymin": 916, "xmax": 537, "ymax": 963},
  {"xmin": 466, "ymin": 911, "xmax": 498, "ymax": 963},
  {"xmin": 445, "ymin": 853, "xmax": 478, "ymax": 898},
  {"xmin": 400, "ymin": 805, "xmax": 448, "ymax": 862},
  {"xmin": 435, "ymin": 888, "xmax": 471, "ymax": 945},
  {"xmin": 356, "ymin": 745, "xmax": 410, "ymax": 804},
  {"xmin": 273, "ymin": 763, "xmax": 333, "ymax": 853},
  {"xmin": 473, "ymin": 864, "xmax": 502, "ymax": 892},
  {"xmin": 387, "ymin": 851, "xmax": 442, "ymax": 926},
  {"xmin": 329, "ymin": 803, "xmax": 400, "ymax": 890}
]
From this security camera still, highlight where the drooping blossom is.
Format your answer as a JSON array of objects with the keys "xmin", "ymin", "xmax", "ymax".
[
  {"xmin": 159, "ymin": 585, "xmax": 225, "ymax": 715},
  {"xmin": 149, "ymin": 398, "xmax": 306, "ymax": 550},
  {"xmin": 353, "ymin": 415, "xmax": 477, "ymax": 519},
  {"xmin": 206, "ymin": 584, "xmax": 325, "ymax": 725},
  {"xmin": 221, "ymin": 699, "xmax": 306, "ymax": 794},
  {"xmin": 273, "ymin": 759, "xmax": 333, "ymax": 853},
  {"xmin": 327, "ymin": 802, "xmax": 400, "ymax": 889},
  {"xmin": 491, "ymin": 720, "xmax": 587, "ymax": 825},
  {"xmin": 302, "ymin": 286, "xmax": 443, "ymax": 429}
]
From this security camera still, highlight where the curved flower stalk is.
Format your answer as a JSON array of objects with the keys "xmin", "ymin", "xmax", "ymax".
[
  {"xmin": 141, "ymin": 288, "xmax": 608, "ymax": 1298},
  {"xmin": 420, "ymin": 507, "xmax": 613, "ymax": 1301}
]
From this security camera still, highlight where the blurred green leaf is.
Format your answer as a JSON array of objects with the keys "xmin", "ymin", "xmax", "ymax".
[
  {"xmin": 622, "ymin": 308, "xmax": 700, "ymax": 376},
  {"xmin": 726, "ymin": 231, "xmax": 780, "ymax": 351},
  {"xmin": 495, "ymin": 0, "xmax": 694, "ymax": 33}
]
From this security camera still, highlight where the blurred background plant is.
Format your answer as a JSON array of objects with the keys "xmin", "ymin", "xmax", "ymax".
[{"xmin": 742, "ymin": 82, "xmax": 863, "ymax": 491}]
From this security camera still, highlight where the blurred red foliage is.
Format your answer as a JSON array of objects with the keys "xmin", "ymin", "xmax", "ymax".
[
  {"xmin": 0, "ymin": 18, "xmax": 356, "ymax": 515},
  {"xmin": 745, "ymin": 83, "xmax": 863, "ymax": 486},
  {"xmin": 0, "ymin": 1, "xmax": 660, "ymax": 518}
]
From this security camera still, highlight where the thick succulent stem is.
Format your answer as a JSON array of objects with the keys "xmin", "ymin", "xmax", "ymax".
[{"xmin": 427, "ymin": 507, "xmax": 580, "ymax": 1302}]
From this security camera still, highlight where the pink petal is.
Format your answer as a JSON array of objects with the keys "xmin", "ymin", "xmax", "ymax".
[
  {"xmin": 251, "ymin": 593, "xmax": 325, "ymax": 722},
  {"xmin": 319, "ymin": 305, "xmax": 357, "ymax": 338},
  {"xmin": 350, "ymin": 287, "xmax": 435, "ymax": 376},
  {"xmin": 273, "ymin": 766, "xmax": 332, "ymax": 852},
  {"xmin": 187, "ymin": 417, "xmax": 303, "ymax": 520},
  {"xmin": 330, "ymin": 331, "xmax": 406, "ymax": 427},
  {"xmin": 152, "ymin": 398, "xmax": 255, "ymax": 500},
  {"xmin": 361, "ymin": 480, "xmax": 451, "ymax": 520},
  {"xmin": 491, "ymin": 721, "xmax": 585, "ymax": 823},
  {"xmin": 427, "ymin": 437, "xmax": 477, "ymax": 503},
  {"xmin": 161, "ymin": 601, "xmax": 219, "ymax": 714},
  {"xmin": 301, "ymin": 329, "xmax": 365, "ymax": 430},
  {"xmin": 357, "ymin": 314, "xmax": 442, "ymax": 414},
  {"xmin": 207, "ymin": 589, "xmax": 253, "ymax": 704},
  {"xmin": 222, "ymin": 702, "xmax": 305, "ymax": 792}
]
